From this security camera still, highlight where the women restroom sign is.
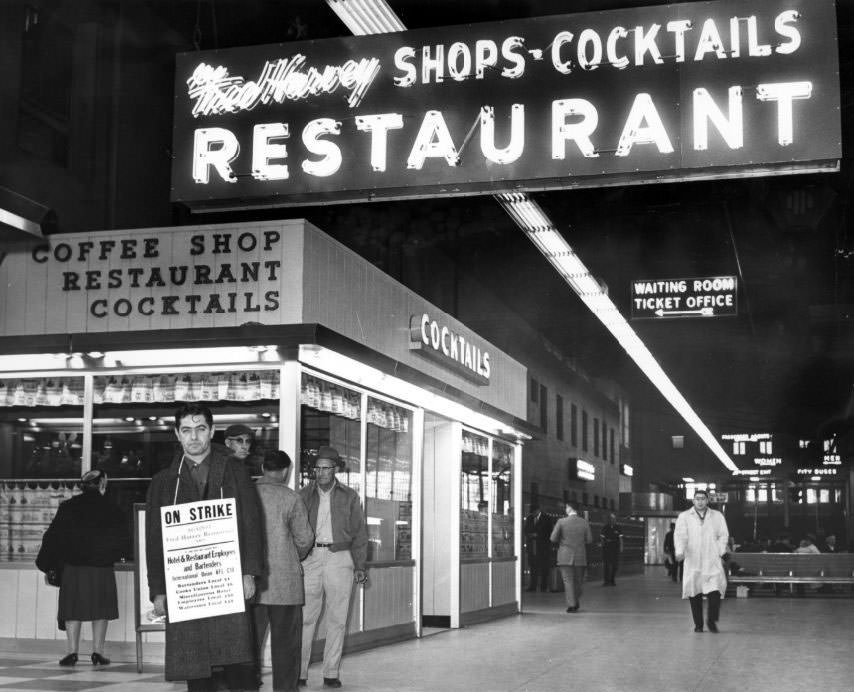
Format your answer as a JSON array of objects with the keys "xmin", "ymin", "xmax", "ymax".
[{"xmin": 631, "ymin": 276, "xmax": 738, "ymax": 319}]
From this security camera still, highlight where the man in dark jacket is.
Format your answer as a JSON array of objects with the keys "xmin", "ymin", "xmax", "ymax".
[
  {"xmin": 524, "ymin": 504, "xmax": 553, "ymax": 591},
  {"xmin": 146, "ymin": 403, "xmax": 263, "ymax": 691},
  {"xmin": 299, "ymin": 446, "xmax": 367, "ymax": 689}
]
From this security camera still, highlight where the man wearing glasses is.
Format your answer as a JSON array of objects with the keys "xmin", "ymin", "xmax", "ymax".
[
  {"xmin": 224, "ymin": 424, "xmax": 257, "ymax": 472},
  {"xmin": 298, "ymin": 446, "xmax": 367, "ymax": 689}
]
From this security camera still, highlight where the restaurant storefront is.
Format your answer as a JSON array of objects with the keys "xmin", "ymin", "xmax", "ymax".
[{"xmin": 0, "ymin": 218, "xmax": 530, "ymax": 653}]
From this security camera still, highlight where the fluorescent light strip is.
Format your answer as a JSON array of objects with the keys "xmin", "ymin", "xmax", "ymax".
[
  {"xmin": 497, "ymin": 193, "xmax": 737, "ymax": 473},
  {"xmin": 327, "ymin": 0, "xmax": 405, "ymax": 34},
  {"xmin": 329, "ymin": 1, "xmax": 736, "ymax": 473}
]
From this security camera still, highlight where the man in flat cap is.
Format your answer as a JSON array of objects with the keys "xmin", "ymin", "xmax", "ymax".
[
  {"xmin": 224, "ymin": 424, "xmax": 260, "ymax": 476},
  {"xmin": 298, "ymin": 446, "xmax": 367, "ymax": 689}
]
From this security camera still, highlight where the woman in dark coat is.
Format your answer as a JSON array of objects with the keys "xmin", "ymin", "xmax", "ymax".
[{"xmin": 36, "ymin": 469, "xmax": 128, "ymax": 666}]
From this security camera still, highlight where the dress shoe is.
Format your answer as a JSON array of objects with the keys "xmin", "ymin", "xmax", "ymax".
[
  {"xmin": 91, "ymin": 653, "xmax": 110, "ymax": 665},
  {"xmin": 323, "ymin": 678, "xmax": 342, "ymax": 688},
  {"xmin": 565, "ymin": 605, "xmax": 578, "ymax": 613},
  {"xmin": 59, "ymin": 653, "xmax": 78, "ymax": 666},
  {"xmin": 297, "ymin": 679, "xmax": 307, "ymax": 687},
  {"xmin": 694, "ymin": 626, "xmax": 703, "ymax": 633},
  {"xmin": 707, "ymin": 621, "xmax": 718, "ymax": 633}
]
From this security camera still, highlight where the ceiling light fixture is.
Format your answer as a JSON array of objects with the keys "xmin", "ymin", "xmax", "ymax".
[{"xmin": 329, "ymin": 0, "xmax": 737, "ymax": 474}]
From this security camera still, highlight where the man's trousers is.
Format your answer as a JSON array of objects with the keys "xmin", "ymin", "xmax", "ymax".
[
  {"xmin": 300, "ymin": 547, "xmax": 355, "ymax": 680},
  {"xmin": 559, "ymin": 565, "xmax": 586, "ymax": 608},
  {"xmin": 252, "ymin": 604, "xmax": 302, "ymax": 692},
  {"xmin": 688, "ymin": 590, "xmax": 721, "ymax": 628}
]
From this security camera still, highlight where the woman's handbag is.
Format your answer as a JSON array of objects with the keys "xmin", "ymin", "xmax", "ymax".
[
  {"xmin": 36, "ymin": 522, "xmax": 63, "ymax": 587},
  {"xmin": 45, "ymin": 567, "xmax": 62, "ymax": 587}
]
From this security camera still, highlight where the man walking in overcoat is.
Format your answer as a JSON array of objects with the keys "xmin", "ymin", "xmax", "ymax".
[
  {"xmin": 252, "ymin": 450, "xmax": 314, "ymax": 692},
  {"xmin": 146, "ymin": 403, "xmax": 263, "ymax": 691},
  {"xmin": 674, "ymin": 488, "xmax": 729, "ymax": 633}
]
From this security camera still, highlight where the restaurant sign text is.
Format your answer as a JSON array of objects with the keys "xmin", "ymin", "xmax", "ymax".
[{"xmin": 171, "ymin": 0, "xmax": 841, "ymax": 210}]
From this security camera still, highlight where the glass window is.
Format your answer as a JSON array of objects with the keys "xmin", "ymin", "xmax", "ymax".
[
  {"xmin": 610, "ymin": 428, "xmax": 615, "ymax": 462},
  {"xmin": 0, "ymin": 377, "xmax": 85, "ymax": 478},
  {"xmin": 300, "ymin": 374, "xmax": 362, "ymax": 494},
  {"xmin": 530, "ymin": 378, "xmax": 538, "ymax": 402},
  {"xmin": 539, "ymin": 385, "xmax": 547, "ymax": 433},
  {"xmin": 461, "ymin": 431, "xmax": 489, "ymax": 558},
  {"xmin": 556, "ymin": 395, "xmax": 564, "ymax": 441},
  {"xmin": 365, "ymin": 398, "xmax": 413, "ymax": 562},
  {"xmin": 91, "ymin": 371, "xmax": 280, "ymax": 552},
  {"xmin": 0, "ymin": 378, "xmax": 82, "ymax": 562},
  {"xmin": 491, "ymin": 441, "xmax": 514, "ymax": 558},
  {"xmin": 602, "ymin": 421, "xmax": 607, "ymax": 461},
  {"xmin": 570, "ymin": 404, "xmax": 577, "ymax": 447},
  {"xmin": 593, "ymin": 417, "xmax": 600, "ymax": 456},
  {"xmin": 582, "ymin": 410, "xmax": 588, "ymax": 452}
]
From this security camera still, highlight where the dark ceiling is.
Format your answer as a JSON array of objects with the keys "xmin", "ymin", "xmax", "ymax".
[{"xmin": 154, "ymin": 0, "xmax": 854, "ymax": 439}]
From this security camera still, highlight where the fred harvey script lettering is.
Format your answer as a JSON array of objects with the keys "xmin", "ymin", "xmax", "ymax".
[{"xmin": 187, "ymin": 54, "xmax": 381, "ymax": 116}]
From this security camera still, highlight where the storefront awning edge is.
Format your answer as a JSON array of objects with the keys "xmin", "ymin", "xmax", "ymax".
[{"xmin": 0, "ymin": 323, "xmax": 537, "ymax": 438}]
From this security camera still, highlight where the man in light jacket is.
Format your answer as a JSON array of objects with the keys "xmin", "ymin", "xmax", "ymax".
[
  {"xmin": 299, "ymin": 446, "xmax": 367, "ymax": 689},
  {"xmin": 252, "ymin": 450, "xmax": 314, "ymax": 692},
  {"xmin": 550, "ymin": 501, "xmax": 593, "ymax": 613},
  {"xmin": 674, "ymin": 488, "xmax": 729, "ymax": 633}
]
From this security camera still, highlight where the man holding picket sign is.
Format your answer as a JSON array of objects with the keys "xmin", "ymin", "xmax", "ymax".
[{"xmin": 146, "ymin": 403, "xmax": 263, "ymax": 691}]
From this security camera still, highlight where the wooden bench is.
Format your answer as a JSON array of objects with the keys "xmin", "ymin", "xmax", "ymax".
[{"xmin": 726, "ymin": 552, "xmax": 854, "ymax": 593}]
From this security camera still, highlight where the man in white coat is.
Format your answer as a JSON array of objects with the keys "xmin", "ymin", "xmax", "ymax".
[{"xmin": 674, "ymin": 488, "xmax": 729, "ymax": 633}]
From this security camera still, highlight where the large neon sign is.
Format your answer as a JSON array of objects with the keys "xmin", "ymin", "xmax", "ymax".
[{"xmin": 170, "ymin": 0, "xmax": 841, "ymax": 210}]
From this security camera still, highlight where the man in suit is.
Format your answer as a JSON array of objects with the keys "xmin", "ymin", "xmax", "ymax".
[
  {"xmin": 550, "ymin": 501, "xmax": 593, "ymax": 613},
  {"xmin": 524, "ymin": 504, "xmax": 553, "ymax": 591}
]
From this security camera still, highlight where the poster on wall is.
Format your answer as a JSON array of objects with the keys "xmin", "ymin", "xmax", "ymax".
[{"xmin": 160, "ymin": 498, "xmax": 244, "ymax": 623}]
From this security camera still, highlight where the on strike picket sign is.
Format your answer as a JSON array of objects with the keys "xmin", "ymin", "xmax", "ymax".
[{"xmin": 160, "ymin": 498, "xmax": 244, "ymax": 623}]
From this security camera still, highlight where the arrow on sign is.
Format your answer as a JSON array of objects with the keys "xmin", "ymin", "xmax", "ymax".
[{"xmin": 654, "ymin": 308, "xmax": 714, "ymax": 317}]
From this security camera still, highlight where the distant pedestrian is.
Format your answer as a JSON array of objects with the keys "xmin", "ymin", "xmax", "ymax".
[
  {"xmin": 550, "ymin": 502, "xmax": 592, "ymax": 613},
  {"xmin": 674, "ymin": 489, "xmax": 729, "ymax": 633},
  {"xmin": 663, "ymin": 522, "xmax": 678, "ymax": 582},
  {"xmin": 600, "ymin": 513, "xmax": 623, "ymax": 586},
  {"xmin": 524, "ymin": 504, "xmax": 554, "ymax": 592}
]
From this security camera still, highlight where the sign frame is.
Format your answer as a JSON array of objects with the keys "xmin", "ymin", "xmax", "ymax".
[
  {"xmin": 170, "ymin": 0, "xmax": 842, "ymax": 211},
  {"xmin": 631, "ymin": 275, "xmax": 738, "ymax": 320}
]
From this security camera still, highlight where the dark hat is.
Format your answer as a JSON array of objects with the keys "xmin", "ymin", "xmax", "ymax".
[
  {"xmin": 316, "ymin": 445, "xmax": 340, "ymax": 464},
  {"xmin": 224, "ymin": 423, "xmax": 253, "ymax": 439},
  {"xmin": 81, "ymin": 469, "xmax": 105, "ymax": 483}
]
